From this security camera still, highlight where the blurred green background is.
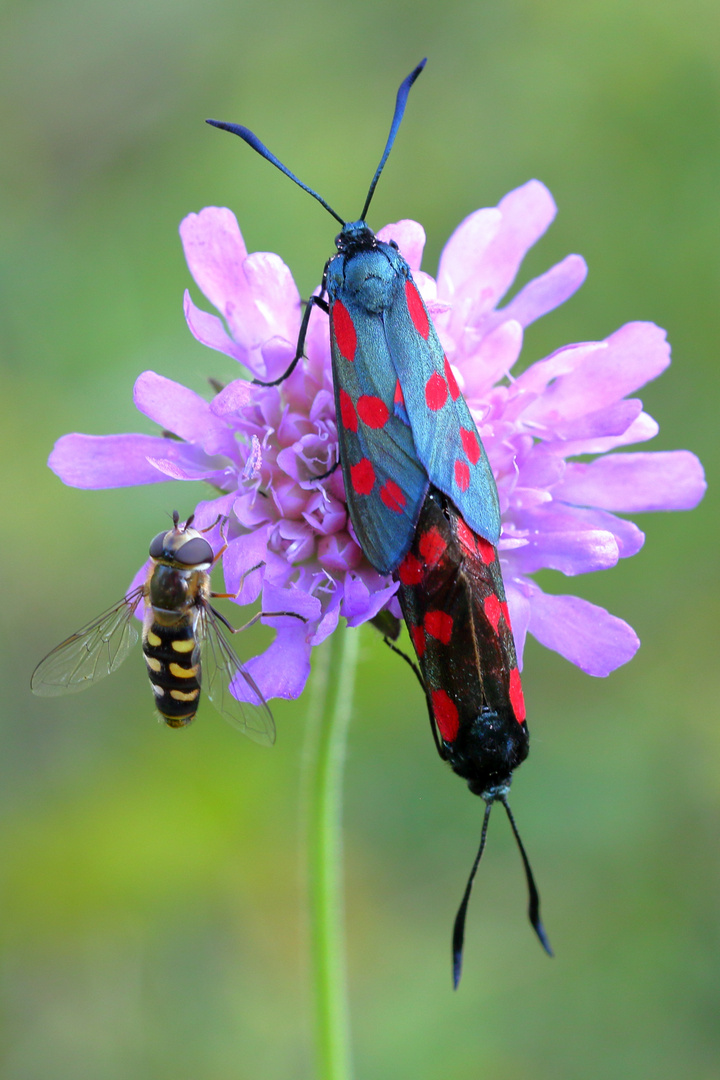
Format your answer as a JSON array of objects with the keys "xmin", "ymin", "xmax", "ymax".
[{"xmin": 2, "ymin": 0, "xmax": 718, "ymax": 1077}]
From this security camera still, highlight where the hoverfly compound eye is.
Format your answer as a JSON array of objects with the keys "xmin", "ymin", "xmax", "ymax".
[
  {"xmin": 149, "ymin": 531, "xmax": 169, "ymax": 559},
  {"xmin": 175, "ymin": 536, "xmax": 214, "ymax": 567}
]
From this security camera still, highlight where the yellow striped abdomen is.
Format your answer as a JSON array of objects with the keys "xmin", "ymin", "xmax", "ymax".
[{"xmin": 142, "ymin": 615, "xmax": 201, "ymax": 727}]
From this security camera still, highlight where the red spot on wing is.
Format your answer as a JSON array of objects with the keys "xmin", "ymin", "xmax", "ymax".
[
  {"xmin": 509, "ymin": 667, "xmax": 526, "ymax": 723},
  {"xmin": 405, "ymin": 280, "xmax": 430, "ymax": 339},
  {"xmin": 418, "ymin": 526, "xmax": 447, "ymax": 568},
  {"xmin": 357, "ymin": 395, "xmax": 390, "ymax": 429},
  {"xmin": 394, "ymin": 379, "xmax": 405, "ymax": 406},
  {"xmin": 350, "ymin": 458, "xmax": 375, "ymax": 495},
  {"xmin": 410, "ymin": 624, "xmax": 426, "ymax": 658},
  {"xmin": 425, "ymin": 371, "xmax": 448, "ymax": 411},
  {"xmin": 332, "ymin": 300, "xmax": 356, "ymax": 361},
  {"xmin": 444, "ymin": 357, "xmax": 461, "ymax": 400},
  {"xmin": 455, "ymin": 460, "xmax": 470, "ymax": 491},
  {"xmin": 431, "ymin": 689, "xmax": 459, "ymax": 743},
  {"xmin": 424, "ymin": 610, "xmax": 454, "ymax": 644},
  {"xmin": 483, "ymin": 593, "xmax": 503, "ymax": 633},
  {"xmin": 460, "ymin": 426, "xmax": 481, "ymax": 464},
  {"xmin": 339, "ymin": 389, "xmax": 358, "ymax": 432},
  {"xmin": 456, "ymin": 518, "xmax": 477, "ymax": 555},
  {"xmin": 398, "ymin": 552, "xmax": 423, "ymax": 585},
  {"xmin": 476, "ymin": 537, "xmax": 496, "ymax": 565},
  {"xmin": 380, "ymin": 479, "xmax": 406, "ymax": 514},
  {"xmin": 500, "ymin": 600, "xmax": 512, "ymax": 629}
]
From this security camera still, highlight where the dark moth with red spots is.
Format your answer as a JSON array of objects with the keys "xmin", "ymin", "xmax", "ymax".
[
  {"xmin": 393, "ymin": 488, "xmax": 552, "ymax": 984},
  {"xmin": 208, "ymin": 60, "xmax": 551, "ymax": 983}
]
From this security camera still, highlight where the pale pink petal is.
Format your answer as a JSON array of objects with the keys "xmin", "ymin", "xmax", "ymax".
[
  {"xmin": 527, "ymin": 586, "xmax": 640, "ymax": 675},
  {"xmin": 49, "ymin": 433, "xmax": 195, "ymax": 488},
  {"xmin": 539, "ymin": 412, "xmax": 660, "ymax": 457},
  {"xmin": 210, "ymin": 379, "xmax": 255, "ymax": 421},
  {"xmin": 222, "ymin": 528, "xmax": 270, "ymax": 604},
  {"xmin": 510, "ymin": 528, "xmax": 619, "ymax": 575},
  {"xmin": 553, "ymin": 451, "xmax": 707, "ymax": 512},
  {"xmin": 236, "ymin": 624, "xmax": 312, "ymax": 701},
  {"xmin": 512, "ymin": 503, "xmax": 645, "ymax": 559},
  {"xmin": 503, "ymin": 580, "xmax": 531, "ymax": 670},
  {"xmin": 133, "ymin": 371, "xmax": 236, "ymax": 456},
  {"xmin": 486, "ymin": 253, "xmax": 587, "ymax": 331},
  {"xmin": 179, "ymin": 207, "xmax": 249, "ymax": 314},
  {"xmin": 462, "ymin": 320, "xmax": 524, "ymax": 397},
  {"xmin": 377, "ymin": 219, "xmax": 426, "ymax": 270},
  {"xmin": 234, "ymin": 252, "xmax": 300, "ymax": 346},
  {"xmin": 535, "ymin": 400, "xmax": 643, "ymax": 442},
  {"xmin": 437, "ymin": 206, "xmax": 501, "ymax": 300},
  {"xmin": 183, "ymin": 290, "xmax": 248, "ymax": 364},
  {"xmin": 522, "ymin": 323, "xmax": 670, "ymax": 425}
]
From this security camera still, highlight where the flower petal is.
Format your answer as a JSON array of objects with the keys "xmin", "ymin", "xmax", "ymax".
[
  {"xmin": 439, "ymin": 180, "xmax": 557, "ymax": 335},
  {"xmin": 504, "ymin": 580, "xmax": 531, "ymax": 670},
  {"xmin": 488, "ymin": 253, "xmax": 587, "ymax": 331},
  {"xmin": 526, "ymin": 584, "xmax": 640, "ymax": 675},
  {"xmin": 511, "ymin": 502, "xmax": 645, "ymax": 559},
  {"xmin": 511, "ymin": 528, "xmax": 619, "ymax": 575},
  {"xmin": 261, "ymin": 582, "xmax": 323, "ymax": 624},
  {"xmin": 462, "ymin": 319, "xmax": 524, "ymax": 397},
  {"xmin": 522, "ymin": 322, "xmax": 671, "ymax": 425},
  {"xmin": 183, "ymin": 290, "xmax": 248, "ymax": 364},
  {"xmin": 180, "ymin": 207, "xmax": 249, "ymax": 315},
  {"xmin": 437, "ymin": 206, "xmax": 501, "ymax": 300},
  {"xmin": 237, "ymin": 623, "xmax": 313, "ymax": 701},
  {"xmin": 553, "ymin": 451, "xmax": 707, "ymax": 512},
  {"xmin": 49, "ymin": 433, "xmax": 194, "ymax": 488},
  {"xmin": 222, "ymin": 527, "xmax": 270, "ymax": 604},
  {"xmin": 342, "ymin": 574, "xmax": 399, "ymax": 627},
  {"xmin": 133, "ymin": 371, "xmax": 236, "ymax": 456},
  {"xmin": 539, "ymin": 411, "xmax": 660, "ymax": 457}
]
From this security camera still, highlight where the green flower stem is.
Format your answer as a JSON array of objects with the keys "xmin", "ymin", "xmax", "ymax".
[{"xmin": 303, "ymin": 624, "xmax": 360, "ymax": 1080}]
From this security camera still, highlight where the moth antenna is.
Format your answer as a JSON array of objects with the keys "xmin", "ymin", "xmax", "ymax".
[
  {"xmin": 205, "ymin": 119, "xmax": 346, "ymax": 226},
  {"xmin": 359, "ymin": 58, "xmax": 426, "ymax": 223},
  {"xmin": 452, "ymin": 799, "xmax": 493, "ymax": 989},
  {"xmin": 499, "ymin": 794, "xmax": 553, "ymax": 957}
]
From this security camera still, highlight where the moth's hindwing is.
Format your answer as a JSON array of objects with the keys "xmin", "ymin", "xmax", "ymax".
[{"xmin": 396, "ymin": 488, "xmax": 527, "ymax": 795}]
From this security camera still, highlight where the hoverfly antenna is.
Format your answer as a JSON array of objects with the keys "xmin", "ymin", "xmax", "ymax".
[
  {"xmin": 206, "ymin": 119, "xmax": 346, "ymax": 227},
  {"xmin": 452, "ymin": 798, "xmax": 493, "ymax": 989},
  {"xmin": 499, "ymin": 794, "xmax": 553, "ymax": 957},
  {"xmin": 172, "ymin": 510, "xmax": 180, "ymax": 527},
  {"xmin": 184, "ymin": 513, "xmax": 195, "ymax": 531},
  {"xmin": 359, "ymin": 58, "xmax": 426, "ymax": 223}
]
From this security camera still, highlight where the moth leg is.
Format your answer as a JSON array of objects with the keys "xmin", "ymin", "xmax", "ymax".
[
  {"xmin": 312, "ymin": 459, "xmax": 340, "ymax": 482},
  {"xmin": 252, "ymin": 293, "xmax": 329, "ymax": 387},
  {"xmin": 383, "ymin": 636, "xmax": 446, "ymax": 760}
]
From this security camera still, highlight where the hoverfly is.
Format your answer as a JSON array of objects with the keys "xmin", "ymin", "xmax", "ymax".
[{"xmin": 31, "ymin": 512, "xmax": 287, "ymax": 744}]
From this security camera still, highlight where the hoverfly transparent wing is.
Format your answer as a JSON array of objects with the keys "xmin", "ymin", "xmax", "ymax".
[
  {"xmin": 31, "ymin": 587, "xmax": 145, "ymax": 696},
  {"xmin": 198, "ymin": 604, "xmax": 276, "ymax": 746}
]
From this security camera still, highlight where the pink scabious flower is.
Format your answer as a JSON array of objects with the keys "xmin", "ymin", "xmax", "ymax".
[{"xmin": 50, "ymin": 180, "xmax": 706, "ymax": 701}]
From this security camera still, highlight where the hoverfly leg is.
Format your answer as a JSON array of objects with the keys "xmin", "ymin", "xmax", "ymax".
[{"xmin": 207, "ymin": 606, "xmax": 306, "ymax": 635}]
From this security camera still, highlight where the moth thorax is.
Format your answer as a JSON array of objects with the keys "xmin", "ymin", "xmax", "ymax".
[{"xmin": 345, "ymin": 250, "xmax": 399, "ymax": 313}]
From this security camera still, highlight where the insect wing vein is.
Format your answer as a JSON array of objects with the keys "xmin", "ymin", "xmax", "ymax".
[
  {"xmin": 199, "ymin": 606, "xmax": 276, "ymax": 745},
  {"xmin": 31, "ymin": 587, "xmax": 144, "ymax": 696}
]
